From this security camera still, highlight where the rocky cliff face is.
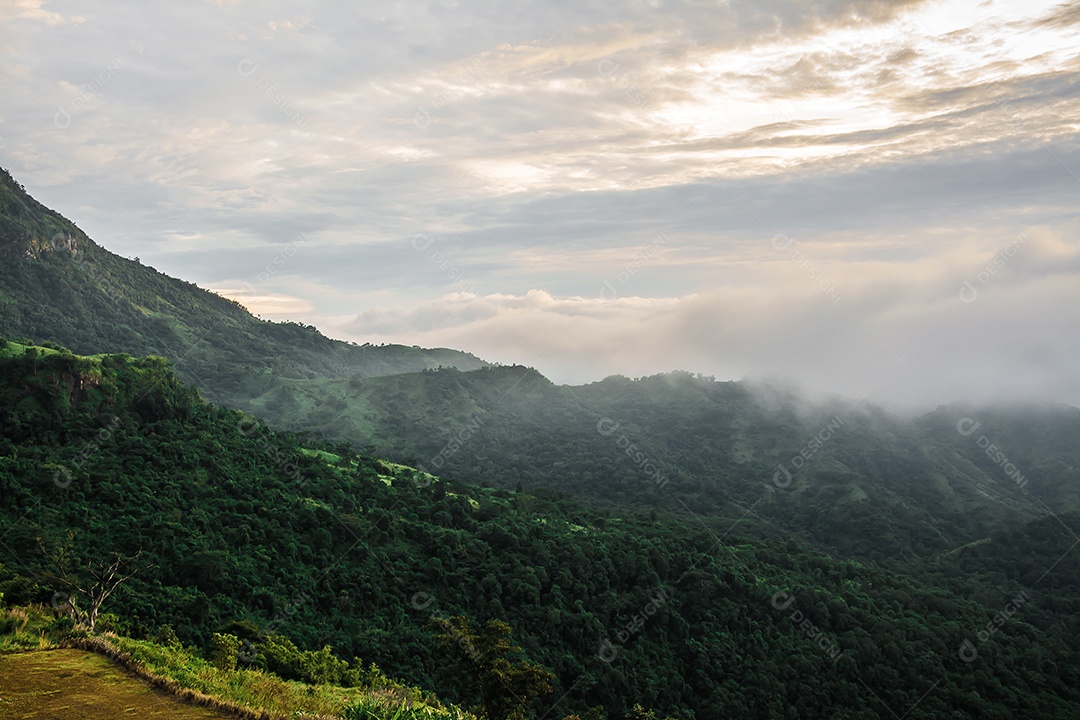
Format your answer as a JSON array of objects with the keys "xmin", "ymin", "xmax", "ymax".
[{"xmin": 23, "ymin": 233, "xmax": 80, "ymax": 259}]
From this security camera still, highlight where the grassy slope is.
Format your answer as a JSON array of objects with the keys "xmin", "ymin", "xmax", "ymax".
[
  {"xmin": 0, "ymin": 650, "xmax": 230, "ymax": 720},
  {"xmin": 0, "ymin": 603, "xmax": 469, "ymax": 720}
]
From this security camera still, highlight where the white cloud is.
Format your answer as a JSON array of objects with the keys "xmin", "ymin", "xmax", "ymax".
[
  {"xmin": 0, "ymin": 0, "xmax": 86, "ymax": 26},
  {"xmin": 212, "ymin": 288, "xmax": 314, "ymax": 317},
  {"xmin": 336, "ymin": 229, "xmax": 1080, "ymax": 410}
]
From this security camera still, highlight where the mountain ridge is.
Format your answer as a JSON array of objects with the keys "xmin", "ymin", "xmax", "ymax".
[
  {"xmin": 0, "ymin": 167, "xmax": 487, "ymax": 411},
  {"xmin": 239, "ymin": 364, "xmax": 1079, "ymax": 561},
  {"xmin": 3, "ymin": 167, "xmax": 1078, "ymax": 566}
]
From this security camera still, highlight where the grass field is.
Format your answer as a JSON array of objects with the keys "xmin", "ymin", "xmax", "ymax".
[
  {"xmin": 0, "ymin": 605, "xmax": 466, "ymax": 720},
  {"xmin": 0, "ymin": 650, "xmax": 231, "ymax": 720}
]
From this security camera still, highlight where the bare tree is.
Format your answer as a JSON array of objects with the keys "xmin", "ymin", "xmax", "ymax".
[{"xmin": 38, "ymin": 533, "xmax": 145, "ymax": 632}]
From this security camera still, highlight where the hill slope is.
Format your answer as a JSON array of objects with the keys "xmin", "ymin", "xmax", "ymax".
[
  {"xmin": 0, "ymin": 650, "xmax": 231, "ymax": 720},
  {"xmin": 239, "ymin": 366, "xmax": 1080, "ymax": 563},
  {"xmin": 0, "ymin": 167, "xmax": 486, "ymax": 411}
]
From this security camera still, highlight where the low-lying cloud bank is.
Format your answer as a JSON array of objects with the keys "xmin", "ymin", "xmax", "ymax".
[{"xmin": 335, "ymin": 228, "xmax": 1080, "ymax": 412}]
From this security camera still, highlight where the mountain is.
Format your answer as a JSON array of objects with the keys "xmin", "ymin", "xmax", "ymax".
[
  {"xmin": 4, "ymin": 168, "xmax": 1078, "ymax": 571},
  {"xmin": 3, "ymin": 342, "xmax": 1080, "ymax": 719},
  {"xmin": 5, "ymin": 171, "xmax": 1080, "ymax": 717},
  {"xmin": 235, "ymin": 365, "xmax": 1080, "ymax": 563},
  {"xmin": 917, "ymin": 402, "xmax": 1080, "ymax": 511},
  {"xmin": 7, "ymin": 166, "xmax": 1080, "ymax": 575},
  {"xmin": 0, "ymin": 167, "xmax": 486, "ymax": 412}
]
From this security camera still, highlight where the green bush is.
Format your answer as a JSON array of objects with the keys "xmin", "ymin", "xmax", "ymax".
[
  {"xmin": 343, "ymin": 700, "xmax": 438, "ymax": 720},
  {"xmin": 255, "ymin": 633, "xmax": 349, "ymax": 685},
  {"xmin": 51, "ymin": 614, "xmax": 76, "ymax": 636},
  {"xmin": 256, "ymin": 633, "xmax": 305, "ymax": 680},
  {"xmin": 300, "ymin": 644, "xmax": 348, "ymax": 685},
  {"xmin": 96, "ymin": 612, "xmax": 120, "ymax": 633},
  {"xmin": 0, "ymin": 571, "xmax": 41, "ymax": 606},
  {"xmin": 342, "ymin": 660, "xmax": 393, "ymax": 690},
  {"xmin": 154, "ymin": 624, "xmax": 180, "ymax": 646},
  {"xmin": 210, "ymin": 632, "xmax": 240, "ymax": 672}
]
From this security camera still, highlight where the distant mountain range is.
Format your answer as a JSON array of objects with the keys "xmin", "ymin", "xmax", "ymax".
[{"xmin": 268, "ymin": 365, "xmax": 1080, "ymax": 561}]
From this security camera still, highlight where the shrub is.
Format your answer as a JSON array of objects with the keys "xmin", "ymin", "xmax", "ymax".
[
  {"xmin": 0, "ymin": 608, "xmax": 20, "ymax": 635},
  {"xmin": 96, "ymin": 612, "xmax": 121, "ymax": 633},
  {"xmin": 210, "ymin": 632, "xmax": 240, "ymax": 672},
  {"xmin": 257, "ymin": 633, "xmax": 305, "ymax": 680},
  {"xmin": 300, "ymin": 644, "xmax": 348, "ymax": 685},
  {"xmin": 154, "ymin": 624, "xmax": 181, "ymax": 646},
  {"xmin": 255, "ymin": 633, "xmax": 347, "ymax": 685}
]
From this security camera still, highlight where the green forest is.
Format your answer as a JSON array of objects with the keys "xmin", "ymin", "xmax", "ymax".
[{"xmin": 3, "ymin": 343, "xmax": 1080, "ymax": 718}]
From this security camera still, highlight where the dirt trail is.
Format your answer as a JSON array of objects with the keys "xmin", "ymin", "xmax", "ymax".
[{"xmin": 0, "ymin": 650, "xmax": 231, "ymax": 719}]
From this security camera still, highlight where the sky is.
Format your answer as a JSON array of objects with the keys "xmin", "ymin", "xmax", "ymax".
[{"xmin": 1, "ymin": 0, "xmax": 1079, "ymax": 411}]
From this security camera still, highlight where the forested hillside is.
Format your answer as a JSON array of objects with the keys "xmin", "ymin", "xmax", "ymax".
[
  {"xmin": 2, "ymin": 342, "xmax": 1080, "ymax": 718},
  {"xmin": 4, "ymin": 167, "xmax": 1078, "ymax": 575},
  {"xmin": 239, "ymin": 366, "xmax": 1080, "ymax": 565},
  {"xmin": 0, "ymin": 168, "xmax": 485, "ymax": 409}
]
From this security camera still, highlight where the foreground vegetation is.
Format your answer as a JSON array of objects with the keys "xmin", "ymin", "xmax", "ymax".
[
  {"xmin": 0, "ymin": 603, "xmax": 471, "ymax": 719},
  {"xmin": 0, "ymin": 649, "xmax": 229, "ymax": 720}
]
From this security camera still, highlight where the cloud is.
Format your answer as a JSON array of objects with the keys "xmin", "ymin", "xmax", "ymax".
[
  {"xmin": 0, "ymin": 0, "xmax": 86, "ymax": 26},
  {"xmin": 1033, "ymin": 1, "xmax": 1080, "ymax": 29},
  {"xmin": 2, "ymin": 0, "xmax": 1077, "ymax": 409},
  {"xmin": 211, "ymin": 288, "xmax": 314, "ymax": 317},
  {"xmin": 338, "ymin": 228, "xmax": 1080, "ymax": 410}
]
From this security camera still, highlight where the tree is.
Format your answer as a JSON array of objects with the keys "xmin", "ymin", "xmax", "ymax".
[
  {"xmin": 24, "ymin": 346, "xmax": 38, "ymax": 375},
  {"xmin": 433, "ymin": 615, "xmax": 554, "ymax": 720},
  {"xmin": 37, "ymin": 533, "xmax": 144, "ymax": 632}
]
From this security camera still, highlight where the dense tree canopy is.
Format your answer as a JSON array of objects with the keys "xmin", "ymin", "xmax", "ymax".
[{"xmin": 2, "ymin": 345, "xmax": 1080, "ymax": 718}]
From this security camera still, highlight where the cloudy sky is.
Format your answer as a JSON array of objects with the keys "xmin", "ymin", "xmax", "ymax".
[{"xmin": 2, "ymin": 0, "xmax": 1079, "ymax": 410}]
